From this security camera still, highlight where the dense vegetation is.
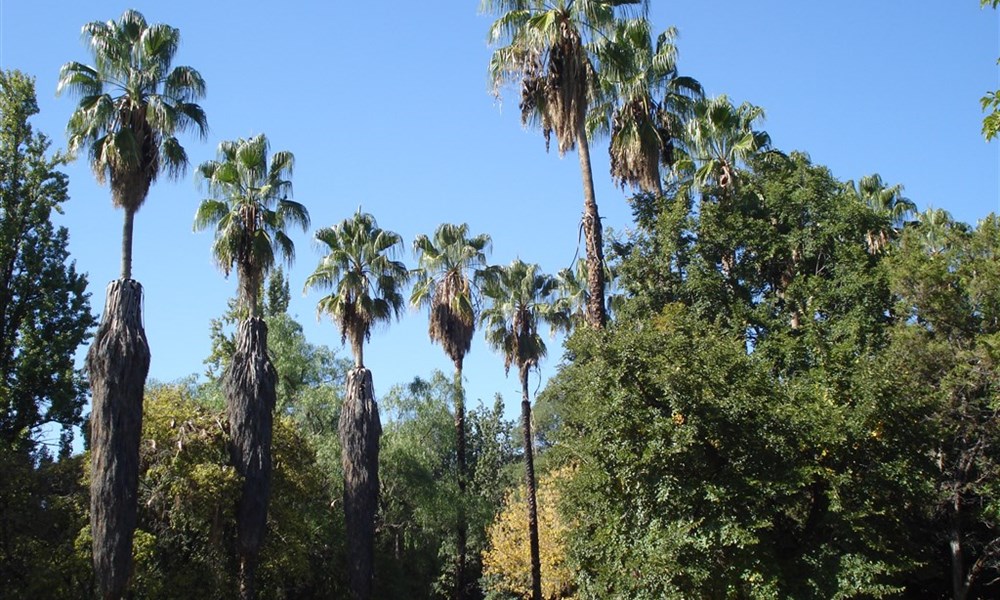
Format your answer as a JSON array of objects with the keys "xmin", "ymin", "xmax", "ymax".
[{"xmin": 1, "ymin": 3, "xmax": 997, "ymax": 599}]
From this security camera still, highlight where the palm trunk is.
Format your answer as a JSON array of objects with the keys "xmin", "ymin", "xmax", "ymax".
[
  {"xmin": 520, "ymin": 366, "xmax": 543, "ymax": 600},
  {"xmin": 453, "ymin": 362, "xmax": 468, "ymax": 600},
  {"xmin": 341, "ymin": 367, "xmax": 382, "ymax": 600},
  {"xmin": 576, "ymin": 129, "xmax": 606, "ymax": 329},
  {"xmin": 224, "ymin": 317, "xmax": 277, "ymax": 600},
  {"xmin": 121, "ymin": 209, "xmax": 135, "ymax": 281},
  {"xmin": 86, "ymin": 279, "xmax": 150, "ymax": 600}
]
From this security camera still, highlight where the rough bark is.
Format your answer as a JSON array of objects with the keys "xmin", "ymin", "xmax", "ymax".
[
  {"xmin": 576, "ymin": 129, "xmax": 606, "ymax": 329},
  {"xmin": 86, "ymin": 279, "xmax": 150, "ymax": 600},
  {"xmin": 341, "ymin": 367, "xmax": 382, "ymax": 600},
  {"xmin": 223, "ymin": 317, "xmax": 277, "ymax": 600},
  {"xmin": 520, "ymin": 367, "xmax": 543, "ymax": 600},
  {"xmin": 454, "ymin": 362, "xmax": 468, "ymax": 600}
]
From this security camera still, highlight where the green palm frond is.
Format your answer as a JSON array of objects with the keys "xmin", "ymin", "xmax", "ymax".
[
  {"xmin": 306, "ymin": 211, "xmax": 410, "ymax": 367},
  {"xmin": 58, "ymin": 9, "xmax": 208, "ymax": 212},
  {"xmin": 484, "ymin": 0, "xmax": 644, "ymax": 156},
  {"xmin": 411, "ymin": 223, "xmax": 493, "ymax": 366},
  {"xmin": 194, "ymin": 134, "xmax": 309, "ymax": 315},
  {"xmin": 480, "ymin": 259, "xmax": 567, "ymax": 377},
  {"xmin": 677, "ymin": 95, "xmax": 770, "ymax": 193},
  {"xmin": 588, "ymin": 19, "xmax": 702, "ymax": 194}
]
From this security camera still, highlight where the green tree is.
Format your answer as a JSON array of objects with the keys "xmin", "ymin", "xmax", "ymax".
[
  {"xmin": 545, "ymin": 151, "xmax": 937, "ymax": 598},
  {"xmin": 411, "ymin": 222, "xmax": 492, "ymax": 598},
  {"xmin": 120, "ymin": 382, "xmax": 347, "ymax": 599},
  {"xmin": 888, "ymin": 218, "xmax": 1000, "ymax": 599},
  {"xmin": 589, "ymin": 19, "xmax": 702, "ymax": 195},
  {"xmin": 484, "ymin": 0, "xmax": 643, "ymax": 328},
  {"xmin": 194, "ymin": 134, "xmax": 309, "ymax": 600},
  {"xmin": 305, "ymin": 210, "xmax": 410, "ymax": 600},
  {"xmin": 481, "ymin": 259, "xmax": 568, "ymax": 600},
  {"xmin": 0, "ymin": 70, "xmax": 94, "ymax": 453},
  {"xmin": 58, "ymin": 11, "xmax": 207, "ymax": 597},
  {"xmin": 0, "ymin": 70, "xmax": 94, "ymax": 599}
]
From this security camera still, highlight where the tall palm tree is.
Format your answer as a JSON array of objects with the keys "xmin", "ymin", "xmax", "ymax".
[
  {"xmin": 305, "ymin": 211, "xmax": 409, "ymax": 600},
  {"xmin": 194, "ymin": 134, "xmax": 308, "ymax": 600},
  {"xmin": 485, "ymin": 0, "xmax": 643, "ymax": 329},
  {"xmin": 410, "ymin": 223, "xmax": 491, "ymax": 599},
  {"xmin": 194, "ymin": 134, "xmax": 308, "ymax": 315},
  {"xmin": 58, "ymin": 9, "xmax": 207, "ymax": 281},
  {"xmin": 590, "ymin": 18, "xmax": 703, "ymax": 195},
  {"xmin": 846, "ymin": 173, "xmax": 916, "ymax": 254},
  {"xmin": 481, "ymin": 259, "xmax": 568, "ymax": 600},
  {"xmin": 57, "ymin": 11, "xmax": 206, "ymax": 599}
]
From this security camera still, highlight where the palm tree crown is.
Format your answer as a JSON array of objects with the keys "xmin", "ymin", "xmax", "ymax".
[
  {"xmin": 194, "ymin": 134, "xmax": 310, "ymax": 317},
  {"xmin": 58, "ymin": 9, "xmax": 207, "ymax": 280},
  {"xmin": 590, "ymin": 18, "xmax": 703, "ymax": 194},
  {"xmin": 411, "ymin": 223, "xmax": 492, "ymax": 370},
  {"xmin": 306, "ymin": 211, "xmax": 410, "ymax": 368},
  {"xmin": 481, "ymin": 259, "xmax": 568, "ymax": 378},
  {"xmin": 675, "ymin": 94, "xmax": 770, "ymax": 192},
  {"xmin": 847, "ymin": 173, "xmax": 916, "ymax": 254},
  {"xmin": 58, "ymin": 9, "xmax": 207, "ymax": 212},
  {"xmin": 485, "ymin": 0, "xmax": 642, "ymax": 156}
]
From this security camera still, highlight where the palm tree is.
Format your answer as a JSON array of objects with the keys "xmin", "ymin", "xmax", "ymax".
[
  {"xmin": 917, "ymin": 207, "xmax": 958, "ymax": 256},
  {"xmin": 590, "ymin": 18, "xmax": 703, "ymax": 195},
  {"xmin": 410, "ymin": 223, "xmax": 491, "ymax": 599},
  {"xmin": 484, "ymin": 0, "xmax": 643, "ymax": 329},
  {"xmin": 846, "ymin": 173, "xmax": 916, "ymax": 254},
  {"xmin": 58, "ymin": 9, "xmax": 208, "ymax": 280},
  {"xmin": 57, "ymin": 11, "xmax": 206, "ymax": 599},
  {"xmin": 305, "ymin": 211, "xmax": 409, "ymax": 600},
  {"xmin": 675, "ymin": 94, "xmax": 770, "ymax": 194},
  {"xmin": 674, "ymin": 95, "xmax": 770, "ymax": 279},
  {"xmin": 193, "ymin": 134, "xmax": 308, "ymax": 600},
  {"xmin": 481, "ymin": 259, "xmax": 568, "ymax": 600},
  {"xmin": 194, "ymin": 134, "xmax": 309, "ymax": 315}
]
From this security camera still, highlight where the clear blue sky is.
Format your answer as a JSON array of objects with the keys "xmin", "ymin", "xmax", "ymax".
[{"xmin": 1, "ymin": 2, "xmax": 998, "ymax": 419}]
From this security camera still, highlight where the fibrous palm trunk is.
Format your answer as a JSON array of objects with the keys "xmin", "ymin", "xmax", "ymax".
[
  {"xmin": 453, "ymin": 362, "xmax": 468, "ymax": 600},
  {"xmin": 576, "ymin": 129, "xmax": 606, "ymax": 329},
  {"xmin": 519, "ymin": 367, "xmax": 543, "ymax": 600},
  {"xmin": 341, "ymin": 367, "xmax": 382, "ymax": 600},
  {"xmin": 87, "ymin": 279, "xmax": 150, "ymax": 600},
  {"xmin": 224, "ymin": 317, "xmax": 277, "ymax": 600}
]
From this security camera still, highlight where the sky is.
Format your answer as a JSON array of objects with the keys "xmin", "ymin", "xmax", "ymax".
[{"xmin": 1, "ymin": 1, "xmax": 998, "ymax": 424}]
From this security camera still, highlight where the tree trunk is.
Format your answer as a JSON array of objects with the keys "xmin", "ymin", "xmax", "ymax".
[
  {"xmin": 86, "ymin": 279, "xmax": 150, "ymax": 600},
  {"xmin": 949, "ymin": 491, "xmax": 968, "ymax": 600},
  {"xmin": 454, "ymin": 362, "xmax": 467, "ymax": 600},
  {"xmin": 341, "ymin": 367, "xmax": 382, "ymax": 600},
  {"xmin": 520, "ymin": 367, "xmax": 543, "ymax": 600},
  {"xmin": 224, "ymin": 317, "xmax": 277, "ymax": 600},
  {"xmin": 576, "ymin": 129, "xmax": 606, "ymax": 329},
  {"xmin": 121, "ymin": 210, "xmax": 135, "ymax": 281}
]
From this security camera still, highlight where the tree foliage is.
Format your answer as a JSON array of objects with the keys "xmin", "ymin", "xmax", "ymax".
[{"xmin": 0, "ymin": 70, "xmax": 94, "ymax": 453}]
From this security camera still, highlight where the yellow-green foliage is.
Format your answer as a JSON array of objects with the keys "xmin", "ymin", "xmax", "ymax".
[
  {"xmin": 482, "ymin": 467, "xmax": 575, "ymax": 599},
  {"xmin": 126, "ymin": 383, "xmax": 344, "ymax": 599}
]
